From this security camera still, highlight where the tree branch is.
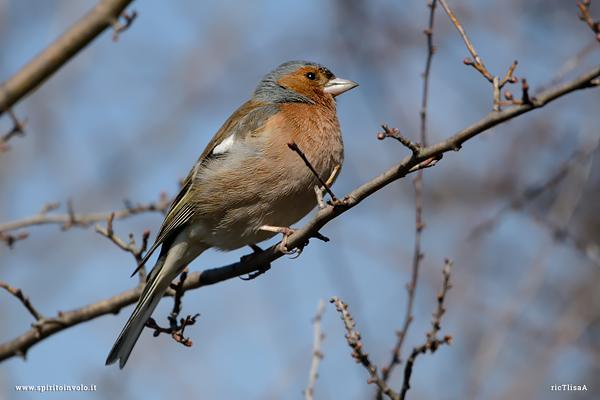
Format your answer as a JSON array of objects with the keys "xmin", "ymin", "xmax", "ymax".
[
  {"xmin": 577, "ymin": 0, "xmax": 600, "ymax": 42},
  {"xmin": 331, "ymin": 296, "xmax": 398, "ymax": 398},
  {"xmin": 304, "ymin": 299, "xmax": 326, "ymax": 400},
  {"xmin": 0, "ymin": 63, "xmax": 598, "ymax": 361},
  {"xmin": 0, "ymin": 282, "xmax": 43, "ymax": 322},
  {"xmin": 380, "ymin": 1, "xmax": 437, "ymax": 392},
  {"xmin": 0, "ymin": 0, "xmax": 135, "ymax": 116},
  {"xmin": 399, "ymin": 260, "xmax": 453, "ymax": 400},
  {"xmin": 0, "ymin": 195, "xmax": 171, "ymax": 239},
  {"xmin": 438, "ymin": 0, "xmax": 519, "ymax": 110}
]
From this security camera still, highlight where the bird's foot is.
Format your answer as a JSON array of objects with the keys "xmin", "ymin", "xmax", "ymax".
[{"xmin": 259, "ymin": 225, "xmax": 301, "ymax": 256}]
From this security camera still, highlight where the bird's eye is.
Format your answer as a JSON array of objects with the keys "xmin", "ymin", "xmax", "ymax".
[{"xmin": 305, "ymin": 72, "xmax": 316, "ymax": 81}]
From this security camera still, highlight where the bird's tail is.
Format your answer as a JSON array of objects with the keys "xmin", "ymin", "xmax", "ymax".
[{"xmin": 105, "ymin": 256, "xmax": 172, "ymax": 369}]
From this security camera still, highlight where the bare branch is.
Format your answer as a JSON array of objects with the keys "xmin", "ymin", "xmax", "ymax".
[
  {"xmin": 288, "ymin": 140, "xmax": 339, "ymax": 203},
  {"xmin": 381, "ymin": 2, "xmax": 437, "ymax": 392},
  {"xmin": 0, "ymin": 231, "xmax": 29, "ymax": 248},
  {"xmin": 420, "ymin": 0, "xmax": 437, "ymax": 148},
  {"xmin": 95, "ymin": 213, "xmax": 150, "ymax": 266},
  {"xmin": 304, "ymin": 299, "xmax": 326, "ymax": 400},
  {"xmin": 577, "ymin": 0, "xmax": 600, "ymax": 42},
  {"xmin": 499, "ymin": 60, "xmax": 519, "ymax": 89},
  {"xmin": 0, "ymin": 282, "xmax": 43, "ymax": 321},
  {"xmin": 331, "ymin": 297, "xmax": 398, "ymax": 399},
  {"xmin": 438, "ymin": 0, "xmax": 519, "ymax": 110},
  {"xmin": 0, "ymin": 64, "xmax": 598, "ymax": 362},
  {"xmin": 146, "ymin": 269, "xmax": 200, "ymax": 347},
  {"xmin": 438, "ymin": 0, "xmax": 493, "ymax": 82},
  {"xmin": 0, "ymin": 0, "xmax": 135, "ymax": 116},
  {"xmin": 314, "ymin": 166, "xmax": 341, "ymax": 209},
  {"xmin": 377, "ymin": 124, "xmax": 422, "ymax": 155},
  {"xmin": 0, "ymin": 195, "xmax": 172, "ymax": 240},
  {"xmin": 399, "ymin": 260, "xmax": 453, "ymax": 400},
  {"xmin": 333, "ymin": 261, "xmax": 451, "ymax": 400}
]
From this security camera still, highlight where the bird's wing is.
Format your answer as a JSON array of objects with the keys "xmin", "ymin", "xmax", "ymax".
[{"xmin": 131, "ymin": 103, "xmax": 281, "ymax": 276}]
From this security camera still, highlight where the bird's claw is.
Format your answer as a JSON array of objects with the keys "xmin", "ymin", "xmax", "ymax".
[
  {"xmin": 260, "ymin": 225, "xmax": 301, "ymax": 256},
  {"xmin": 240, "ymin": 265, "xmax": 271, "ymax": 280}
]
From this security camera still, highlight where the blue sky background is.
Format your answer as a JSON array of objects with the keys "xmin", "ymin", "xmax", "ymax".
[{"xmin": 1, "ymin": 0, "xmax": 599, "ymax": 399}]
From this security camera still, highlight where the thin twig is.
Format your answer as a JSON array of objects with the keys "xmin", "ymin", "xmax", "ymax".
[
  {"xmin": 95, "ymin": 213, "xmax": 150, "ymax": 266},
  {"xmin": 577, "ymin": 0, "xmax": 600, "ymax": 42},
  {"xmin": 438, "ymin": 0, "xmax": 493, "ymax": 82},
  {"xmin": 331, "ymin": 297, "xmax": 399, "ymax": 399},
  {"xmin": 377, "ymin": 124, "xmax": 421, "ymax": 155},
  {"xmin": 0, "ymin": 282, "xmax": 43, "ymax": 321},
  {"xmin": 499, "ymin": 60, "xmax": 519, "ymax": 88},
  {"xmin": 0, "ymin": 202, "xmax": 59, "ymax": 246},
  {"xmin": 112, "ymin": 10, "xmax": 137, "ymax": 41},
  {"xmin": 146, "ymin": 269, "xmax": 200, "ymax": 347},
  {"xmin": 521, "ymin": 78, "xmax": 531, "ymax": 104},
  {"xmin": 420, "ymin": 0, "xmax": 437, "ymax": 148},
  {"xmin": 499, "ymin": 77, "xmax": 535, "ymax": 106},
  {"xmin": 288, "ymin": 141, "xmax": 339, "ymax": 202},
  {"xmin": 381, "ymin": 2, "xmax": 437, "ymax": 392},
  {"xmin": 0, "ymin": 231, "xmax": 29, "ymax": 248},
  {"xmin": 0, "ymin": 109, "xmax": 28, "ymax": 152},
  {"xmin": 314, "ymin": 166, "xmax": 341, "ymax": 209},
  {"xmin": 399, "ymin": 260, "xmax": 453, "ymax": 400},
  {"xmin": 304, "ymin": 299, "xmax": 326, "ymax": 400},
  {"xmin": 439, "ymin": 0, "xmax": 519, "ymax": 111},
  {"xmin": 0, "ymin": 195, "xmax": 172, "ymax": 235},
  {"xmin": 407, "ymin": 155, "xmax": 442, "ymax": 172}
]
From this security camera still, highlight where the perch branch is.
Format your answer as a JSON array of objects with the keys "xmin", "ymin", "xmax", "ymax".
[{"xmin": 0, "ymin": 65, "xmax": 598, "ymax": 361}]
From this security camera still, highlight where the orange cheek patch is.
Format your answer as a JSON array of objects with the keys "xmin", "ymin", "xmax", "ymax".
[{"xmin": 276, "ymin": 68, "xmax": 319, "ymax": 98}]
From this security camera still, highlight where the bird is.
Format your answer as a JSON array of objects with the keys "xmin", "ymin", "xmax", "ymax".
[{"xmin": 105, "ymin": 60, "xmax": 358, "ymax": 368}]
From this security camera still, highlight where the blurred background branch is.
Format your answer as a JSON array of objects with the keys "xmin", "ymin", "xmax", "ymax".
[{"xmin": 0, "ymin": 0, "xmax": 135, "ymax": 117}]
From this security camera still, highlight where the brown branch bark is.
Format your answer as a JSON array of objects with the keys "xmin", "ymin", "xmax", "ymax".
[
  {"xmin": 0, "ymin": 197, "xmax": 171, "ymax": 234},
  {"xmin": 0, "ymin": 0, "xmax": 135, "ymax": 116},
  {"xmin": 0, "ymin": 64, "xmax": 598, "ymax": 362},
  {"xmin": 380, "ymin": 1, "xmax": 437, "ymax": 392}
]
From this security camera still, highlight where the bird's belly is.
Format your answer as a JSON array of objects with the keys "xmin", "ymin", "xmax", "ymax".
[{"xmin": 202, "ymin": 185, "xmax": 318, "ymax": 251}]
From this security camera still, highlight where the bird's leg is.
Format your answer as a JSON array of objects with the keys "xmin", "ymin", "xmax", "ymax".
[
  {"xmin": 239, "ymin": 244, "xmax": 271, "ymax": 280},
  {"xmin": 260, "ymin": 225, "xmax": 299, "ymax": 255},
  {"xmin": 249, "ymin": 244, "xmax": 263, "ymax": 253},
  {"xmin": 240, "ymin": 244, "xmax": 264, "ymax": 262}
]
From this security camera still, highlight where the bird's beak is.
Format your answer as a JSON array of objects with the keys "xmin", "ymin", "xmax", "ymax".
[{"xmin": 324, "ymin": 77, "xmax": 358, "ymax": 97}]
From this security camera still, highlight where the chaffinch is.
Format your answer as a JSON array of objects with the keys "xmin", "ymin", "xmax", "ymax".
[{"xmin": 106, "ymin": 60, "xmax": 358, "ymax": 368}]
